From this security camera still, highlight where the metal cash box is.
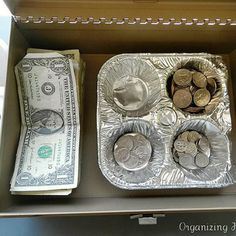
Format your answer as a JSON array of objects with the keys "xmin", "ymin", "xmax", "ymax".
[{"xmin": 0, "ymin": 0, "xmax": 236, "ymax": 217}]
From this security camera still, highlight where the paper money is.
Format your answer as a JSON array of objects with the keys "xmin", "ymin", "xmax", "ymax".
[{"xmin": 11, "ymin": 52, "xmax": 82, "ymax": 195}]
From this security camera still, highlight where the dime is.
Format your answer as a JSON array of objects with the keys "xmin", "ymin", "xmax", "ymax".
[
  {"xmin": 174, "ymin": 140, "xmax": 188, "ymax": 152},
  {"xmin": 187, "ymin": 131, "xmax": 202, "ymax": 143},
  {"xmin": 185, "ymin": 142, "xmax": 198, "ymax": 157},
  {"xmin": 178, "ymin": 131, "xmax": 189, "ymax": 142},
  {"xmin": 173, "ymin": 69, "xmax": 192, "ymax": 87},
  {"xmin": 113, "ymin": 133, "xmax": 152, "ymax": 171},
  {"xmin": 207, "ymin": 78, "xmax": 217, "ymax": 95},
  {"xmin": 197, "ymin": 136, "xmax": 210, "ymax": 153},
  {"xmin": 193, "ymin": 71, "xmax": 207, "ymax": 88},
  {"xmin": 173, "ymin": 148, "xmax": 179, "ymax": 163},
  {"xmin": 179, "ymin": 154, "xmax": 198, "ymax": 170},
  {"xmin": 195, "ymin": 153, "xmax": 210, "ymax": 168},
  {"xmin": 193, "ymin": 88, "xmax": 211, "ymax": 107},
  {"xmin": 173, "ymin": 89, "xmax": 192, "ymax": 109}
]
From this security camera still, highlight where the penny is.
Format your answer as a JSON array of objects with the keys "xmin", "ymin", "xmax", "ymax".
[
  {"xmin": 193, "ymin": 88, "xmax": 211, "ymax": 107},
  {"xmin": 179, "ymin": 154, "xmax": 198, "ymax": 170},
  {"xmin": 173, "ymin": 89, "xmax": 192, "ymax": 109},
  {"xmin": 174, "ymin": 140, "xmax": 188, "ymax": 152},
  {"xmin": 183, "ymin": 106, "xmax": 205, "ymax": 113},
  {"xmin": 114, "ymin": 133, "xmax": 152, "ymax": 171},
  {"xmin": 193, "ymin": 71, "xmax": 207, "ymax": 88},
  {"xmin": 171, "ymin": 80, "xmax": 176, "ymax": 96},
  {"xmin": 188, "ymin": 131, "xmax": 202, "ymax": 143},
  {"xmin": 185, "ymin": 142, "xmax": 198, "ymax": 157},
  {"xmin": 195, "ymin": 153, "xmax": 210, "ymax": 168},
  {"xmin": 173, "ymin": 69, "xmax": 192, "ymax": 87},
  {"xmin": 207, "ymin": 78, "xmax": 217, "ymax": 95}
]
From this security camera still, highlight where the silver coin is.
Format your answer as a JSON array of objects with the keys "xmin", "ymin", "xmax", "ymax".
[
  {"xmin": 173, "ymin": 148, "xmax": 179, "ymax": 163},
  {"xmin": 187, "ymin": 131, "xmax": 202, "ymax": 143},
  {"xmin": 195, "ymin": 153, "xmax": 210, "ymax": 168},
  {"xmin": 178, "ymin": 131, "xmax": 189, "ymax": 142},
  {"xmin": 185, "ymin": 142, "xmax": 198, "ymax": 157},
  {"xmin": 198, "ymin": 136, "xmax": 210, "ymax": 153},
  {"xmin": 113, "ymin": 148, "xmax": 130, "ymax": 163},
  {"xmin": 174, "ymin": 140, "xmax": 188, "ymax": 152},
  {"xmin": 179, "ymin": 154, "xmax": 198, "ymax": 170},
  {"xmin": 114, "ymin": 133, "xmax": 152, "ymax": 171},
  {"xmin": 113, "ymin": 75, "xmax": 148, "ymax": 111},
  {"xmin": 115, "ymin": 135, "xmax": 133, "ymax": 150},
  {"xmin": 203, "ymin": 148, "xmax": 211, "ymax": 158}
]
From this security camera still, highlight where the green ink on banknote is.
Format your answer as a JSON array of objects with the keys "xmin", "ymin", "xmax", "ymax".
[{"xmin": 38, "ymin": 145, "xmax": 52, "ymax": 158}]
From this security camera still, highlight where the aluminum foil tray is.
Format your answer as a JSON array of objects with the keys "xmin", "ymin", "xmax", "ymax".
[{"xmin": 97, "ymin": 53, "xmax": 234, "ymax": 189}]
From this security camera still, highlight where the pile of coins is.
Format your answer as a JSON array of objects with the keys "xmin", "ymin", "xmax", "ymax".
[
  {"xmin": 170, "ymin": 68, "xmax": 218, "ymax": 113},
  {"xmin": 113, "ymin": 133, "xmax": 152, "ymax": 171},
  {"xmin": 173, "ymin": 130, "xmax": 211, "ymax": 170}
]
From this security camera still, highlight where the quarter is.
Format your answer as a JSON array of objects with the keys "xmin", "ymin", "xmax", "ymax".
[{"xmin": 113, "ymin": 133, "xmax": 152, "ymax": 171}]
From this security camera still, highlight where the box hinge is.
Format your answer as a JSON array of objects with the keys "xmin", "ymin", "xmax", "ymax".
[
  {"xmin": 130, "ymin": 213, "xmax": 166, "ymax": 225},
  {"xmin": 13, "ymin": 16, "xmax": 236, "ymax": 26}
]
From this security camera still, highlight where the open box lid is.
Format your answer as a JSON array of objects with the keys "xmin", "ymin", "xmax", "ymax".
[{"xmin": 3, "ymin": 0, "xmax": 236, "ymax": 24}]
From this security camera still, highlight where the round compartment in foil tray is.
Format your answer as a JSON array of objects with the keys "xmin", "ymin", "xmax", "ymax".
[
  {"xmin": 98, "ymin": 120, "xmax": 165, "ymax": 188},
  {"xmin": 166, "ymin": 58, "xmax": 223, "ymax": 115},
  {"xmin": 113, "ymin": 76, "xmax": 148, "ymax": 111},
  {"xmin": 99, "ymin": 57, "xmax": 161, "ymax": 116},
  {"xmin": 170, "ymin": 119, "xmax": 231, "ymax": 183}
]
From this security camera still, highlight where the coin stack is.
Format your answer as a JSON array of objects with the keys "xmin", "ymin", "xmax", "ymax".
[
  {"xmin": 170, "ymin": 68, "xmax": 218, "ymax": 113},
  {"xmin": 173, "ymin": 131, "xmax": 211, "ymax": 170},
  {"xmin": 113, "ymin": 133, "xmax": 152, "ymax": 171}
]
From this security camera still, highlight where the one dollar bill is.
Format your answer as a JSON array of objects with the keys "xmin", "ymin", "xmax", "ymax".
[{"xmin": 11, "ymin": 52, "xmax": 80, "ymax": 194}]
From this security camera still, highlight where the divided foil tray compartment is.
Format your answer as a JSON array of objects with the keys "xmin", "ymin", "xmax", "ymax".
[{"xmin": 97, "ymin": 53, "xmax": 234, "ymax": 190}]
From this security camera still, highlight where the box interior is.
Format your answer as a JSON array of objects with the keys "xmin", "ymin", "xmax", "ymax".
[{"xmin": 0, "ymin": 17, "xmax": 236, "ymax": 216}]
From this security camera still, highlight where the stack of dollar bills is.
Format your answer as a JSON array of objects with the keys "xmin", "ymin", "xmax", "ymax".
[{"xmin": 10, "ymin": 49, "xmax": 85, "ymax": 195}]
